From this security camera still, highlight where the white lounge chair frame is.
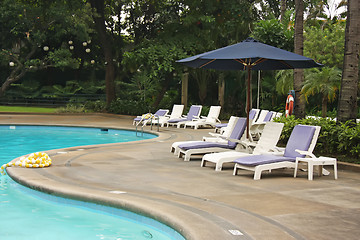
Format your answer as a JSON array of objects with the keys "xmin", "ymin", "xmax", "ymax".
[
  {"xmin": 184, "ymin": 106, "xmax": 221, "ymax": 129},
  {"xmin": 201, "ymin": 122, "xmax": 284, "ymax": 171},
  {"xmin": 178, "ymin": 118, "xmax": 246, "ymax": 161},
  {"xmin": 233, "ymin": 125, "xmax": 321, "ymax": 180},
  {"xmin": 170, "ymin": 117, "xmax": 239, "ymax": 155},
  {"xmin": 165, "ymin": 105, "xmax": 202, "ymax": 128},
  {"xmin": 158, "ymin": 104, "xmax": 184, "ymax": 127}
]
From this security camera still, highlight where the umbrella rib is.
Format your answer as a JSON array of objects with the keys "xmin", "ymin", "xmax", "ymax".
[
  {"xmin": 253, "ymin": 58, "xmax": 266, "ymax": 65},
  {"xmin": 199, "ymin": 59, "xmax": 217, "ymax": 68},
  {"xmin": 234, "ymin": 59, "xmax": 248, "ymax": 70},
  {"xmin": 279, "ymin": 60, "xmax": 293, "ymax": 68}
]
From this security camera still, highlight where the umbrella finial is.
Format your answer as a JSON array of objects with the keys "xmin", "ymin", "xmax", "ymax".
[{"xmin": 244, "ymin": 37, "xmax": 258, "ymax": 42}]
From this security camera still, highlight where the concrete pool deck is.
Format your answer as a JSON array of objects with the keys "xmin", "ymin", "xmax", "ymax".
[{"xmin": 1, "ymin": 113, "xmax": 360, "ymax": 240}]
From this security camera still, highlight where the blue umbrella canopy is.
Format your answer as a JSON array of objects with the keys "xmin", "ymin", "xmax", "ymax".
[
  {"xmin": 177, "ymin": 37, "xmax": 322, "ymax": 70},
  {"xmin": 177, "ymin": 37, "xmax": 322, "ymax": 139}
]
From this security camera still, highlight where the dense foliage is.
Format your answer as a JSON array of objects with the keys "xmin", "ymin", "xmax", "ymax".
[
  {"xmin": 0, "ymin": 0, "xmax": 358, "ymax": 119},
  {"xmin": 274, "ymin": 116, "xmax": 360, "ymax": 162}
]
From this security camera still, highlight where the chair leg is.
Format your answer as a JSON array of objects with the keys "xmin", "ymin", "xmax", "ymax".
[
  {"xmin": 294, "ymin": 159, "xmax": 299, "ymax": 178},
  {"xmin": 233, "ymin": 165, "xmax": 238, "ymax": 175},
  {"xmin": 253, "ymin": 169, "xmax": 262, "ymax": 180},
  {"xmin": 334, "ymin": 163, "xmax": 338, "ymax": 179},
  {"xmin": 200, "ymin": 159, "xmax": 206, "ymax": 167},
  {"xmin": 308, "ymin": 162, "xmax": 313, "ymax": 180},
  {"xmin": 215, "ymin": 163, "xmax": 222, "ymax": 171}
]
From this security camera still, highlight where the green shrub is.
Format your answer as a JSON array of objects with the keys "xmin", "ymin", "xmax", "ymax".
[
  {"xmin": 107, "ymin": 99, "xmax": 148, "ymax": 115},
  {"xmin": 274, "ymin": 116, "xmax": 360, "ymax": 162},
  {"xmin": 55, "ymin": 104, "xmax": 86, "ymax": 113},
  {"xmin": 84, "ymin": 100, "xmax": 107, "ymax": 112}
]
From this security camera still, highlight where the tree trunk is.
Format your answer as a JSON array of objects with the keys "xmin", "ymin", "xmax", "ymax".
[
  {"xmin": 218, "ymin": 73, "xmax": 225, "ymax": 108},
  {"xmin": 337, "ymin": 0, "xmax": 360, "ymax": 123},
  {"xmin": 322, "ymin": 95, "xmax": 328, "ymax": 118},
  {"xmin": 89, "ymin": 0, "xmax": 116, "ymax": 107},
  {"xmin": 181, "ymin": 70, "xmax": 189, "ymax": 109},
  {"xmin": 293, "ymin": 0, "xmax": 306, "ymax": 119},
  {"xmin": 0, "ymin": 44, "xmax": 37, "ymax": 97},
  {"xmin": 152, "ymin": 74, "xmax": 171, "ymax": 109}
]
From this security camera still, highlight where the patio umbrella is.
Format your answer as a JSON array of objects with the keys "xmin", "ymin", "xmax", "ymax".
[{"xmin": 177, "ymin": 37, "xmax": 322, "ymax": 138}]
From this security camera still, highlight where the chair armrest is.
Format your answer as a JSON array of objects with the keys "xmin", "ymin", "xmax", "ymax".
[
  {"xmin": 208, "ymin": 132, "xmax": 221, "ymax": 137},
  {"xmin": 295, "ymin": 149, "xmax": 316, "ymax": 158},
  {"xmin": 273, "ymin": 146, "xmax": 285, "ymax": 152}
]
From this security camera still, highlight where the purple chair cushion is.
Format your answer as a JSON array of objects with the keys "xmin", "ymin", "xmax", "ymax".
[
  {"xmin": 178, "ymin": 141, "xmax": 232, "ymax": 150},
  {"xmin": 215, "ymin": 123, "xmax": 228, "ymax": 128},
  {"xmin": 233, "ymin": 154, "xmax": 295, "ymax": 166},
  {"xmin": 178, "ymin": 118, "xmax": 246, "ymax": 151},
  {"xmin": 263, "ymin": 111, "xmax": 273, "ymax": 122},
  {"xmin": 283, "ymin": 125, "xmax": 316, "ymax": 158},
  {"xmin": 167, "ymin": 106, "xmax": 201, "ymax": 123},
  {"xmin": 134, "ymin": 109, "xmax": 168, "ymax": 122},
  {"xmin": 186, "ymin": 106, "xmax": 201, "ymax": 120},
  {"xmin": 167, "ymin": 118, "xmax": 187, "ymax": 123},
  {"xmin": 133, "ymin": 117, "xmax": 142, "ymax": 122},
  {"xmin": 249, "ymin": 109, "xmax": 257, "ymax": 120},
  {"xmin": 155, "ymin": 109, "xmax": 168, "ymax": 116},
  {"xmin": 227, "ymin": 118, "xmax": 246, "ymax": 148}
]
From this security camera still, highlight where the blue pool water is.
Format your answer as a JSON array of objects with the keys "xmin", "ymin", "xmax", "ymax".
[{"xmin": 0, "ymin": 125, "xmax": 184, "ymax": 240}]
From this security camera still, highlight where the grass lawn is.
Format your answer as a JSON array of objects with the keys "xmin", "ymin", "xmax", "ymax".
[{"xmin": 0, "ymin": 106, "xmax": 57, "ymax": 113}]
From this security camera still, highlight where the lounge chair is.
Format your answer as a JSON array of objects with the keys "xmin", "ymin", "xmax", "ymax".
[
  {"xmin": 158, "ymin": 104, "xmax": 184, "ymax": 127},
  {"xmin": 203, "ymin": 116, "xmax": 238, "ymax": 141},
  {"xmin": 133, "ymin": 109, "xmax": 169, "ymax": 126},
  {"xmin": 250, "ymin": 110, "xmax": 275, "ymax": 139},
  {"xmin": 214, "ymin": 108, "xmax": 259, "ymax": 133},
  {"xmin": 232, "ymin": 124, "xmax": 321, "ymax": 180},
  {"xmin": 170, "ymin": 116, "xmax": 239, "ymax": 155},
  {"xmin": 184, "ymin": 106, "xmax": 221, "ymax": 129},
  {"xmin": 177, "ymin": 118, "xmax": 247, "ymax": 161},
  {"xmin": 201, "ymin": 121, "xmax": 284, "ymax": 171},
  {"xmin": 165, "ymin": 105, "xmax": 202, "ymax": 128}
]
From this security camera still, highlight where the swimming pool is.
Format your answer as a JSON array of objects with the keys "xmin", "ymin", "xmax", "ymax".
[{"xmin": 0, "ymin": 125, "xmax": 185, "ymax": 240}]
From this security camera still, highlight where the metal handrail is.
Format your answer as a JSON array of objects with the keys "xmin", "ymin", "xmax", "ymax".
[{"xmin": 135, "ymin": 113, "xmax": 160, "ymax": 136}]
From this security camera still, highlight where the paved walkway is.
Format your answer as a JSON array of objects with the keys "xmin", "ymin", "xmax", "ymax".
[{"xmin": 1, "ymin": 113, "xmax": 360, "ymax": 240}]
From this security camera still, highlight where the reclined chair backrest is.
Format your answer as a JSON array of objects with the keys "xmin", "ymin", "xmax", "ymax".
[
  {"xmin": 227, "ymin": 118, "xmax": 247, "ymax": 148},
  {"xmin": 186, "ymin": 105, "xmax": 202, "ymax": 120},
  {"xmin": 253, "ymin": 110, "xmax": 269, "ymax": 124},
  {"xmin": 169, "ymin": 104, "xmax": 184, "ymax": 119},
  {"xmin": 222, "ymin": 116, "xmax": 239, "ymax": 138},
  {"xmin": 263, "ymin": 111, "xmax": 274, "ymax": 122},
  {"xmin": 249, "ymin": 109, "xmax": 260, "ymax": 120},
  {"xmin": 253, "ymin": 122, "xmax": 284, "ymax": 154},
  {"xmin": 205, "ymin": 106, "xmax": 221, "ymax": 123},
  {"xmin": 283, "ymin": 125, "xmax": 320, "ymax": 158},
  {"xmin": 154, "ymin": 109, "xmax": 169, "ymax": 117}
]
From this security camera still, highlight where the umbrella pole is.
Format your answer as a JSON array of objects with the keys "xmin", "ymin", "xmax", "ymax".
[{"xmin": 246, "ymin": 66, "xmax": 251, "ymax": 139}]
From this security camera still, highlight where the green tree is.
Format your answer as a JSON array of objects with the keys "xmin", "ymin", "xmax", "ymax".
[
  {"xmin": 304, "ymin": 23, "xmax": 345, "ymax": 69},
  {"xmin": 88, "ymin": 0, "xmax": 119, "ymax": 106},
  {"xmin": 251, "ymin": 12, "xmax": 294, "ymax": 51},
  {"xmin": 302, "ymin": 67, "xmax": 341, "ymax": 117},
  {"xmin": 0, "ymin": 0, "xmax": 92, "ymax": 96}
]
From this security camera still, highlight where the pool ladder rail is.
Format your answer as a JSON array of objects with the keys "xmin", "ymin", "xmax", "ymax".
[{"xmin": 135, "ymin": 114, "xmax": 160, "ymax": 136}]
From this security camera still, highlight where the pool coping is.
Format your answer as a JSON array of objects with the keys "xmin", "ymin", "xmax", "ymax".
[{"xmin": 2, "ymin": 113, "xmax": 360, "ymax": 240}]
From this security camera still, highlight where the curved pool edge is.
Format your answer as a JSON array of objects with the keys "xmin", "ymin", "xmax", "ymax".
[
  {"xmin": 2, "ymin": 114, "xmax": 292, "ymax": 240},
  {"xmin": 6, "ymin": 148, "xmax": 226, "ymax": 240},
  {"xmin": 2, "ymin": 119, "xmax": 215, "ymax": 240},
  {"xmin": 3, "ymin": 113, "xmax": 357, "ymax": 240}
]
